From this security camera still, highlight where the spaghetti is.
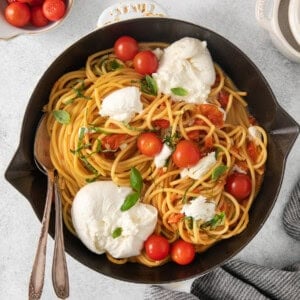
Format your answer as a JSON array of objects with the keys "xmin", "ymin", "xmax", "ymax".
[{"xmin": 43, "ymin": 41, "xmax": 267, "ymax": 267}]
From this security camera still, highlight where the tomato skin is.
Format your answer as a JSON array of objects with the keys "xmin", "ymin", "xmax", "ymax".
[
  {"xmin": 144, "ymin": 234, "xmax": 170, "ymax": 261},
  {"xmin": 114, "ymin": 36, "xmax": 139, "ymax": 61},
  {"xmin": 133, "ymin": 51, "xmax": 158, "ymax": 75},
  {"xmin": 31, "ymin": 5, "xmax": 49, "ymax": 27},
  {"xmin": 102, "ymin": 134, "xmax": 128, "ymax": 151},
  {"xmin": 5, "ymin": 2, "xmax": 31, "ymax": 27},
  {"xmin": 172, "ymin": 140, "xmax": 201, "ymax": 168},
  {"xmin": 152, "ymin": 119, "xmax": 170, "ymax": 129},
  {"xmin": 18, "ymin": 0, "xmax": 44, "ymax": 5},
  {"xmin": 42, "ymin": 0, "xmax": 66, "ymax": 21},
  {"xmin": 171, "ymin": 240, "xmax": 195, "ymax": 265},
  {"xmin": 225, "ymin": 172, "xmax": 252, "ymax": 201},
  {"xmin": 137, "ymin": 132, "xmax": 163, "ymax": 157}
]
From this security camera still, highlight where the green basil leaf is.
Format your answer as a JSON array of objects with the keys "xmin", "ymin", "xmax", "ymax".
[
  {"xmin": 120, "ymin": 192, "xmax": 139, "ymax": 211},
  {"xmin": 171, "ymin": 87, "xmax": 188, "ymax": 96},
  {"xmin": 108, "ymin": 59, "xmax": 123, "ymax": 71},
  {"xmin": 53, "ymin": 110, "xmax": 70, "ymax": 124},
  {"xmin": 141, "ymin": 75, "xmax": 158, "ymax": 95},
  {"xmin": 130, "ymin": 167, "xmax": 143, "ymax": 194},
  {"xmin": 211, "ymin": 164, "xmax": 228, "ymax": 181},
  {"xmin": 112, "ymin": 227, "xmax": 123, "ymax": 238},
  {"xmin": 201, "ymin": 212, "xmax": 226, "ymax": 229}
]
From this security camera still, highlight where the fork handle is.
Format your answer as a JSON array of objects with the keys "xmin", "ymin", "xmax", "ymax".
[
  {"xmin": 52, "ymin": 176, "xmax": 69, "ymax": 299},
  {"xmin": 28, "ymin": 171, "xmax": 54, "ymax": 300}
]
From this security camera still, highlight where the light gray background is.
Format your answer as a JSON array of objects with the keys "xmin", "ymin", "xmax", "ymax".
[{"xmin": 1, "ymin": 0, "xmax": 299, "ymax": 299}]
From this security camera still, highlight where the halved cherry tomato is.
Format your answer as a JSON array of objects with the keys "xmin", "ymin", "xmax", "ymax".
[
  {"xmin": 247, "ymin": 141, "xmax": 258, "ymax": 162},
  {"xmin": 42, "ymin": 0, "xmax": 66, "ymax": 21},
  {"xmin": 167, "ymin": 213, "xmax": 184, "ymax": 224},
  {"xmin": 137, "ymin": 132, "xmax": 163, "ymax": 157},
  {"xmin": 144, "ymin": 234, "xmax": 170, "ymax": 261},
  {"xmin": 197, "ymin": 104, "xmax": 224, "ymax": 127},
  {"xmin": 102, "ymin": 134, "xmax": 128, "ymax": 151},
  {"xmin": 172, "ymin": 140, "xmax": 201, "ymax": 168},
  {"xmin": 31, "ymin": 5, "xmax": 49, "ymax": 27},
  {"xmin": 5, "ymin": 2, "xmax": 31, "ymax": 27},
  {"xmin": 114, "ymin": 35, "xmax": 139, "ymax": 61},
  {"xmin": 171, "ymin": 239, "xmax": 195, "ymax": 265},
  {"xmin": 152, "ymin": 119, "xmax": 170, "ymax": 129},
  {"xmin": 133, "ymin": 50, "xmax": 158, "ymax": 75},
  {"xmin": 225, "ymin": 172, "xmax": 252, "ymax": 201}
]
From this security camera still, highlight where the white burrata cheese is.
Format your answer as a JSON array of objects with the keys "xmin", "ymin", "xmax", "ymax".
[
  {"xmin": 248, "ymin": 126, "xmax": 262, "ymax": 144},
  {"xmin": 99, "ymin": 86, "xmax": 143, "ymax": 122},
  {"xmin": 152, "ymin": 37, "xmax": 216, "ymax": 103},
  {"xmin": 181, "ymin": 195, "xmax": 216, "ymax": 221},
  {"xmin": 180, "ymin": 152, "xmax": 216, "ymax": 180},
  {"xmin": 71, "ymin": 181, "xmax": 157, "ymax": 258},
  {"xmin": 154, "ymin": 143, "xmax": 173, "ymax": 168}
]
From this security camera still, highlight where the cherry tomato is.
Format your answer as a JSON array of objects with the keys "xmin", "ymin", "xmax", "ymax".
[
  {"xmin": 31, "ymin": 5, "xmax": 49, "ymax": 27},
  {"xmin": 42, "ymin": 0, "xmax": 66, "ymax": 21},
  {"xmin": 5, "ymin": 2, "xmax": 31, "ymax": 27},
  {"xmin": 225, "ymin": 172, "xmax": 252, "ymax": 201},
  {"xmin": 197, "ymin": 104, "xmax": 224, "ymax": 127},
  {"xmin": 133, "ymin": 50, "xmax": 158, "ymax": 75},
  {"xmin": 18, "ymin": 0, "xmax": 44, "ymax": 5},
  {"xmin": 144, "ymin": 234, "xmax": 170, "ymax": 261},
  {"xmin": 102, "ymin": 134, "xmax": 128, "ymax": 151},
  {"xmin": 114, "ymin": 36, "xmax": 139, "ymax": 61},
  {"xmin": 172, "ymin": 140, "xmax": 201, "ymax": 168},
  {"xmin": 218, "ymin": 90, "xmax": 229, "ymax": 108},
  {"xmin": 171, "ymin": 239, "xmax": 195, "ymax": 265},
  {"xmin": 137, "ymin": 132, "xmax": 163, "ymax": 157},
  {"xmin": 152, "ymin": 119, "xmax": 170, "ymax": 129}
]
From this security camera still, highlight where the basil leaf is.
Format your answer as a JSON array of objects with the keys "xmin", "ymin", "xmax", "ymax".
[
  {"xmin": 112, "ymin": 227, "xmax": 123, "ymax": 238},
  {"xmin": 130, "ymin": 167, "xmax": 143, "ymax": 194},
  {"xmin": 108, "ymin": 60, "xmax": 123, "ymax": 71},
  {"xmin": 120, "ymin": 192, "xmax": 139, "ymax": 211},
  {"xmin": 211, "ymin": 164, "xmax": 228, "ymax": 181},
  {"xmin": 171, "ymin": 87, "xmax": 188, "ymax": 96},
  {"xmin": 141, "ymin": 75, "xmax": 158, "ymax": 95},
  {"xmin": 201, "ymin": 212, "xmax": 225, "ymax": 229},
  {"xmin": 53, "ymin": 110, "xmax": 70, "ymax": 124}
]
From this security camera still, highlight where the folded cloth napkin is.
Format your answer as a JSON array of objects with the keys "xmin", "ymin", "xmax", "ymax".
[{"xmin": 144, "ymin": 180, "xmax": 300, "ymax": 300}]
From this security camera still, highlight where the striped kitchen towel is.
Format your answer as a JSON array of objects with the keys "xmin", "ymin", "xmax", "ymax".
[{"xmin": 144, "ymin": 180, "xmax": 300, "ymax": 300}]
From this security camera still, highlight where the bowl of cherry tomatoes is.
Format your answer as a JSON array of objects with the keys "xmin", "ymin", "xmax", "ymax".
[{"xmin": 0, "ymin": 0, "xmax": 73, "ymax": 40}]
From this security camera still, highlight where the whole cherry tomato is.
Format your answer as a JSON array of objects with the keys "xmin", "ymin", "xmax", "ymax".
[
  {"xmin": 31, "ymin": 5, "xmax": 49, "ymax": 27},
  {"xmin": 5, "ymin": 2, "xmax": 31, "ymax": 27},
  {"xmin": 171, "ymin": 239, "xmax": 195, "ymax": 265},
  {"xmin": 172, "ymin": 140, "xmax": 201, "ymax": 168},
  {"xmin": 225, "ymin": 172, "xmax": 252, "ymax": 201},
  {"xmin": 42, "ymin": 0, "xmax": 66, "ymax": 21},
  {"xmin": 144, "ymin": 234, "xmax": 170, "ymax": 261},
  {"xmin": 133, "ymin": 50, "xmax": 158, "ymax": 75},
  {"xmin": 137, "ymin": 132, "xmax": 163, "ymax": 157},
  {"xmin": 114, "ymin": 36, "xmax": 139, "ymax": 61}
]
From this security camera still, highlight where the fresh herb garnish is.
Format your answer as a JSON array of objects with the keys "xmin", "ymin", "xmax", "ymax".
[
  {"xmin": 185, "ymin": 216, "xmax": 194, "ymax": 229},
  {"xmin": 171, "ymin": 87, "xmax": 188, "ymax": 96},
  {"xmin": 65, "ymin": 80, "xmax": 91, "ymax": 105},
  {"xmin": 120, "ymin": 167, "xmax": 143, "ymax": 212},
  {"xmin": 141, "ymin": 75, "xmax": 158, "ymax": 95},
  {"xmin": 201, "ymin": 212, "xmax": 226, "ymax": 230},
  {"xmin": 107, "ymin": 59, "xmax": 123, "ymax": 71},
  {"xmin": 53, "ymin": 110, "xmax": 70, "ymax": 125},
  {"xmin": 163, "ymin": 130, "xmax": 180, "ymax": 149},
  {"xmin": 182, "ymin": 181, "xmax": 195, "ymax": 203},
  {"xmin": 112, "ymin": 227, "xmax": 123, "ymax": 238},
  {"xmin": 215, "ymin": 147, "xmax": 223, "ymax": 159},
  {"xmin": 211, "ymin": 164, "xmax": 228, "ymax": 181},
  {"xmin": 122, "ymin": 122, "xmax": 144, "ymax": 132}
]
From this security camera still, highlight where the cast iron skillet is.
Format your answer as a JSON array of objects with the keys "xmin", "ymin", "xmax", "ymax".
[{"xmin": 5, "ymin": 18, "xmax": 300, "ymax": 283}]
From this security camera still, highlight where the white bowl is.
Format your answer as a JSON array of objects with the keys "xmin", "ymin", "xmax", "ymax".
[
  {"xmin": 0, "ymin": 0, "xmax": 74, "ymax": 40},
  {"xmin": 255, "ymin": 0, "xmax": 300, "ymax": 62},
  {"xmin": 289, "ymin": 0, "xmax": 300, "ymax": 45}
]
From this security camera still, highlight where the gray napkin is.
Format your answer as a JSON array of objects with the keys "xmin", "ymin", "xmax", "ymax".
[{"xmin": 144, "ymin": 180, "xmax": 300, "ymax": 300}]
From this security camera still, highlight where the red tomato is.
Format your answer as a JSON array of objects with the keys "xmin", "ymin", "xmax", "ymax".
[
  {"xmin": 42, "ymin": 0, "xmax": 66, "ymax": 21},
  {"xmin": 31, "ymin": 5, "xmax": 49, "ymax": 27},
  {"xmin": 171, "ymin": 240, "xmax": 195, "ymax": 265},
  {"xmin": 144, "ymin": 234, "xmax": 170, "ymax": 260},
  {"xmin": 18, "ymin": 0, "xmax": 44, "ymax": 5},
  {"xmin": 114, "ymin": 36, "xmax": 139, "ymax": 61},
  {"xmin": 137, "ymin": 132, "xmax": 163, "ymax": 157},
  {"xmin": 102, "ymin": 134, "xmax": 128, "ymax": 151},
  {"xmin": 5, "ymin": 2, "xmax": 31, "ymax": 27},
  {"xmin": 152, "ymin": 119, "xmax": 170, "ymax": 129},
  {"xmin": 197, "ymin": 104, "xmax": 224, "ymax": 127},
  {"xmin": 172, "ymin": 140, "xmax": 201, "ymax": 168},
  {"xmin": 218, "ymin": 90, "xmax": 229, "ymax": 108},
  {"xmin": 225, "ymin": 172, "xmax": 252, "ymax": 201},
  {"xmin": 133, "ymin": 50, "xmax": 158, "ymax": 75}
]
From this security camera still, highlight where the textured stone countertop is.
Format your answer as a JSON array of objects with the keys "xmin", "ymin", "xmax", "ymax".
[{"xmin": 0, "ymin": 1, "xmax": 299, "ymax": 299}]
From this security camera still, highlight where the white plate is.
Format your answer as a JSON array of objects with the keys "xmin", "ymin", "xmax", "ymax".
[{"xmin": 289, "ymin": 0, "xmax": 300, "ymax": 45}]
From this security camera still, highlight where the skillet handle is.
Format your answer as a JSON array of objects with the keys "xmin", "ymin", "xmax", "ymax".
[{"xmin": 270, "ymin": 106, "xmax": 300, "ymax": 157}]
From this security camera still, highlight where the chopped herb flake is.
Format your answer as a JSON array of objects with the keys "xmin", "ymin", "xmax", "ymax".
[
  {"xmin": 112, "ymin": 227, "xmax": 123, "ymax": 238},
  {"xmin": 201, "ymin": 212, "xmax": 226, "ymax": 229},
  {"xmin": 171, "ymin": 87, "xmax": 188, "ymax": 96},
  {"xmin": 141, "ymin": 75, "xmax": 158, "ymax": 95},
  {"xmin": 211, "ymin": 164, "xmax": 228, "ymax": 181},
  {"xmin": 53, "ymin": 110, "xmax": 70, "ymax": 125}
]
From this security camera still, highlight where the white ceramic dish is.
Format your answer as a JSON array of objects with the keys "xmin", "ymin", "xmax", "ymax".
[
  {"xmin": 289, "ymin": 0, "xmax": 300, "ymax": 45},
  {"xmin": 0, "ymin": 0, "xmax": 74, "ymax": 41},
  {"xmin": 255, "ymin": 0, "xmax": 300, "ymax": 62}
]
